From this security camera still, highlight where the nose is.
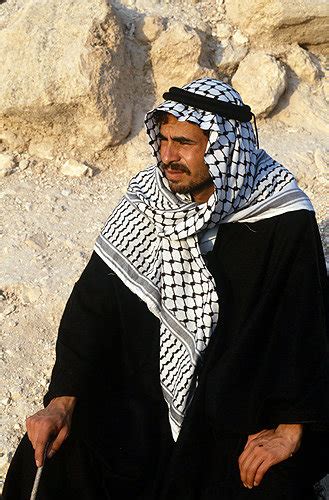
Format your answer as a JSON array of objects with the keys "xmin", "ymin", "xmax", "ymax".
[{"xmin": 160, "ymin": 139, "xmax": 180, "ymax": 165}]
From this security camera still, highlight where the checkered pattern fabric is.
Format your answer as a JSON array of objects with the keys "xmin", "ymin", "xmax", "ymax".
[{"xmin": 95, "ymin": 78, "xmax": 313, "ymax": 440}]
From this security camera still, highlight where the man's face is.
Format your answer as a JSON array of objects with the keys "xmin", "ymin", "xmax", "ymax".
[{"xmin": 159, "ymin": 114, "xmax": 214, "ymax": 204}]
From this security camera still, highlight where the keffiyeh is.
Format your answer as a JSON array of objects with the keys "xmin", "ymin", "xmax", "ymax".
[{"xmin": 95, "ymin": 78, "xmax": 313, "ymax": 440}]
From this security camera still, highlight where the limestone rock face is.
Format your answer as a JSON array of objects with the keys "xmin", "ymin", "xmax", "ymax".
[
  {"xmin": 232, "ymin": 52, "xmax": 287, "ymax": 117},
  {"xmin": 0, "ymin": 0, "xmax": 133, "ymax": 157},
  {"xmin": 150, "ymin": 23, "xmax": 214, "ymax": 97},
  {"xmin": 226, "ymin": 0, "xmax": 329, "ymax": 49},
  {"xmin": 273, "ymin": 82, "xmax": 329, "ymax": 136},
  {"xmin": 314, "ymin": 148, "xmax": 329, "ymax": 181}
]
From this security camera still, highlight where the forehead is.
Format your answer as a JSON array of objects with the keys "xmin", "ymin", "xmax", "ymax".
[{"xmin": 159, "ymin": 113, "xmax": 205, "ymax": 140}]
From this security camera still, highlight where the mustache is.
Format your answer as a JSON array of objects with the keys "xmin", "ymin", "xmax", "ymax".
[{"xmin": 162, "ymin": 162, "xmax": 191, "ymax": 174}]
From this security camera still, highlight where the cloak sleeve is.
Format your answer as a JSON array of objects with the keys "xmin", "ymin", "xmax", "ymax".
[
  {"xmin": 44, "ymin": 251, "xmax": 120, "ymax": 404},
  {"xmin": 204, "ymin": 210, "xmax": 329, "ymax": 434}
]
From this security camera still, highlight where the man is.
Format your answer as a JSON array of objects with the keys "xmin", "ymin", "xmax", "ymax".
[{"xmin": 3, "ymin": 78, "xmax": 329, "ymax": 499}]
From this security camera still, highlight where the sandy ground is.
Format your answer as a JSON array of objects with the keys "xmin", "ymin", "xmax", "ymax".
[{"xmin": 0, "ymin": 119, "xmax": 328, "ymax": 491}]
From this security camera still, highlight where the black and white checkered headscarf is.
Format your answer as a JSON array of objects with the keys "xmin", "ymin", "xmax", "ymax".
[{"xmin": 95, "ymin": 78, "xmax": 313, "ymax": 440}]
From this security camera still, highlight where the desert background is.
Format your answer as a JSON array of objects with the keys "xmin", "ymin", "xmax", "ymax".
[{"xmin": 0, "ymin": 0, "xmax": 328, "ymax": 492}]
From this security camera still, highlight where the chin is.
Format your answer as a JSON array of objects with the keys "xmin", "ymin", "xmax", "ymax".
[{"xmin": 168, "ymin": 182, "xmax": 190, "ymax": 194}]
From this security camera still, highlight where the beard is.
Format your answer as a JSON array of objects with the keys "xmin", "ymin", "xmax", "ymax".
[{"xmin": 163, "ymin": 162, "xmax": 213, "ymax": 196}]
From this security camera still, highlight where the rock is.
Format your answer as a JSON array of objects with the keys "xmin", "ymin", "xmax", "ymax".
[
  {"xmin": 215, "ymin": 23, "xmax": 233, "ymax": 39},
  {"xmin": 151, "ymin": 23, "xmax": 214, "ymax": 97},
  {"xmin": 11, "ymin": 391, "xmax": 22, "ymax": 402},
  {"xmin": 60, "ymin": 159, "xmax": 92, "ymax": 177},
  {"xmin": 273, "ymin": 82, "xmax": 329, "ymax": 137},
  {"xmin": 214, "ymin": 39, "xmax": 249, "ymax": 75},
  {"xmin": 232, "ymin": 30, "xmax": 249, "ymax": 46},
  {"xmin": 0, "ymin": 0, "xmax": 133, "ymax": 157},
  {"xmin": 0, "ymin": 398, "xmax": 11, "ymax": 406},
  {"xmin": 18, "ymin": 158, "xmax": 30, "ymax": 171},
  {"xmin": 226, "ymin": 0, "xmax": 329, "ymax": 49},
  {"xmin": 0, "ymin": 152, "xmax": 15, "ymax": 177},
  {"xmin": 135, "ymin": 15, "xmax": 163, "ymax": 42},
  {"xmin": 314, "ymin": 149, "xmax": 329, "ymax": 180},
  {"xmin": 20, "ymin": 285, "xmax": 42, "ymax": 304},
  {"xmin": 25, "ymin": 232, "xmax": 48, "ymax": 251},
  {"xmin": 2, "ymin": 304, "xmax": 16, "ymax": 316},
  {"xmin": 0, "ymin": 452, "xmax": 8, "ymax": 477},
  {"xmin": 28, "ymin": 139, "xmax": 55, "ymax": 160},
  {"xmin": 286, "ymin": 45, "xmax": 320, "ymax": 84},
  {"xmin": 0, "ymin": 130, "xmax": 21, "ymax": 151},
  {"xmin": 232, "ymin": 52, "xmax": 287, "ymax": 117},
  {"xmin": 61, "ymin": 189, "xmax": 72, "ymax": 197}
]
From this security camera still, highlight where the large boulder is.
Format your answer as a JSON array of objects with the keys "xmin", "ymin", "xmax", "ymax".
[
  {"xmin": 0, "ymin": 0, "xmax": 133, "ymax": 158},
  {"xmin": 285, "ymin": 45, "xmax": 320, "ymax": 84},
  {"xmin": 232, "ymin": 52, "xmax": 287, "ymax": 117},
  {"xmin": 226, "ymin": 0, "xmax": 329, "ymax": 50},
  {"xmin": 150, "ymin": 23, "xmax": 216, "ymax": 97},
  {"xmin": 273, "ymin": 81, "xmax": 329, "ymax": 137},
  {"xmin": 214, "ymin": 30, "xmax": 249, "ymax": 76}
]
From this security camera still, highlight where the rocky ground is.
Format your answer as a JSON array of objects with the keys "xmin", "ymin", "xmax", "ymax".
[{"xmin": 0, "ymin": 0, "xmax": 328, "ymax": 493}]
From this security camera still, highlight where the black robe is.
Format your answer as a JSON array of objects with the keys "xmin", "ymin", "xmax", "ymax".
[{"xmin": 3, "ymin": 210, "xmax": 329, "ymax": 499}]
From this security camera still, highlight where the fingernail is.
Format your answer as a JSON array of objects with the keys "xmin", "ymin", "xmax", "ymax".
[
  {"xmin": 47, "ymin": 450, "xmax": 55, "ymax": 458},
  {"xmin": 254, "ymin": 482, "xmax": 259, "ymax": 487},
  {"xmin": 36, "ymin": 460, "xmax": 41, "ymax": 467}
]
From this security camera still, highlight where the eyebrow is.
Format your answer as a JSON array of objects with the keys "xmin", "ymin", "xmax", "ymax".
[{"xmin": 158, "ymin": 132, "xmax": 197, "ymax": 145}]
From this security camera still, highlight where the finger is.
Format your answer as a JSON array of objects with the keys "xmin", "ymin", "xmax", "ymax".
[
  {"xmin": 239, "ymin": 441, "xmax": 262, "ymax": 468},
  {"xmin": 33, "ymin": 420, "xmax": 58, "ymax": 466},
  {"xmin": 26, "ymin": 416, "xmax": 39, "ymax": 445},
  {"xmin": 47, "ymin": 426, "xmax": 69, "ymax": 458},
  {"xmin": 34, "ymin": 436, "xmax": 49, "ymax": 467},
  {"xmin": 245, "ymin": 455, "xmax": 266, "ymax": 488},
  {"xmin": 253, "ymin": 459, "xmax": 273, "ymax": 486},
  {"xmin": 244, "ymin": 432, "xmax": 262, "ymax": 448},
  {"xmin": 239, "ymin": 449, "xmax": 263, "ymax": 485},
  {"xmin": 244, "ymin": 430, "xmax": 271, "ymax": 449}
]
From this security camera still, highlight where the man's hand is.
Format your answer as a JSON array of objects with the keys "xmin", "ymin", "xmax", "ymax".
[
  {"xmin": 238, "ymin": 424, "xmax": 303, "ymax": 489},
  {"xmin": 26, "ymin": 396, "xmax": 77, "ymax": 467}
]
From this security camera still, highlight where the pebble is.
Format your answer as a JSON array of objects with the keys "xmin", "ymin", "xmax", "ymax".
[
  {"xmin": 20, "ymin": 285, "xmax": 42, "ymax": 305},
  {"xmin": 10, "ymin": 391, "xmax": 22, "ymax": 402},
  {"xmin": 25, "ymin": 232, "xmax": 48, "ymax": 251},
  {"xmin": 3, "ymin": 304, "xmax": 16, "ymax": 316},
  {"xmin": 0, "ymin": 398, "xmax": 11, "ymax": 405},
  {"xmin": 0, "ymin": 452, "xmax": 9, "ymax": 473},
  {"xmin": 19, "ymin": 158, "xmax": 29, "ymax": 171},
  {"xmin": 0, "ymin": 153, "xmax": 15, "ymax": 177},
  {"xmin": 23, "ymin": 202, "xmax": 32, "ymax": 211},
  {"xmin": 60, "ymin": 159, "xmax": 92, "ymax": 177}
]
